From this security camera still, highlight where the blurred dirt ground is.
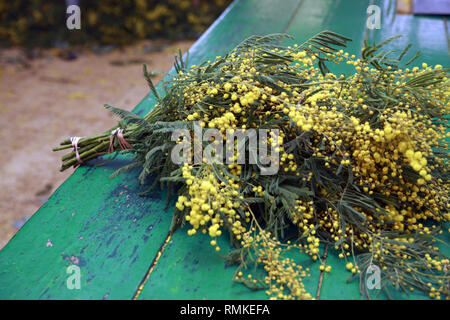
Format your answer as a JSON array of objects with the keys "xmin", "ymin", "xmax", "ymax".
[{"xmin": 0, "ymin": 39, "xmax": 195, "ymax": 249}]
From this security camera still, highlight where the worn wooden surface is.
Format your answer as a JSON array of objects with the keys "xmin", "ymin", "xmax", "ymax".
[{"xmin": 0, "ymin": 0, "xmax": 448, "ymax": 300}]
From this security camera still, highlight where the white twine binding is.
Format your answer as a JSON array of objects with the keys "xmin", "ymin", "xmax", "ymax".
[
  {"xmin": 108, "ymin": 129, "xmax": 117, "ymax": 153},
  {"xmin": 70, "ymin": 136, "xmax": 83, "ymax": 164},
  {"xmin": 108, "ymin": 128, "xmax": 133, "ymax": 153}
]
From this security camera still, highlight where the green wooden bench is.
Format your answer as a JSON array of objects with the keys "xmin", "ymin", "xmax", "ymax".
[{"xmin": 1, "ymin": 0, "xmax": 448, "ymax": 300}]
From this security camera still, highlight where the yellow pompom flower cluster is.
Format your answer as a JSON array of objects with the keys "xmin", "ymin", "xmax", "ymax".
[
  {"xmin": 179, "ymin": 164, "xmax": 246, "ymax": 249},
  {"xmin": 208, "ymin": 112, "xmax": 237, "ymax": 131},
  {"xmin": 168, "ymin": 37, "xmax": 449, "ymax": 298}
]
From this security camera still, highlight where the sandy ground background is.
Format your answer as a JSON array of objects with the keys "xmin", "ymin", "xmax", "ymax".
[{"xmin": 0, "ymin": 39, "xmax": 194, "ymax": 249}]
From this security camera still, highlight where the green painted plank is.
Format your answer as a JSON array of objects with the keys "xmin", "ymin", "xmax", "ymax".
[
  {"xmin": 138, "ymin": 0, "xmax": 373, "ymax": 300},
  {"xmin": 320, "ymin": 0, "xmax": 450, "ymax": 300},
  {"xmin": 0, "ymin": 0, "xmax": 299, "ymax": 300},
  {"xmin": 0, "ymin": 159, "xmax": 172, "ymax": 299},
  {"xmin": 138, "ymin": 231, "xmax": 322, "ymax": 299}
]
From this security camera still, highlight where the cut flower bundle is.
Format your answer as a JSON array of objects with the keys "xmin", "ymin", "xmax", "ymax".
[{"xmin": 54, "ymin": 32, "xmax": 449, "ymax": 299}]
